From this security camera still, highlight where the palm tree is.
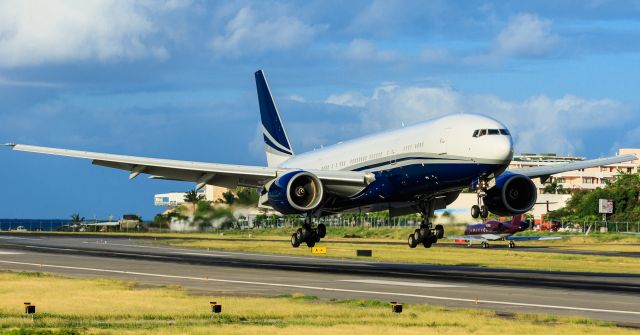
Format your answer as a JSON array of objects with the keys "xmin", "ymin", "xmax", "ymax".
[
  {"xmin": 184, "ymin": 190, "xmax": 205, "ymax": 211},
  {"xmin": 70, "ymin": 213, "xmax": 84, "ymax": 223}
]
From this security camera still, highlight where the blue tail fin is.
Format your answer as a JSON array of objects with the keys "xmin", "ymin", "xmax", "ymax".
[{"xmin": 255, "ymin": 70, "xmax": 294, "ymax": 166}]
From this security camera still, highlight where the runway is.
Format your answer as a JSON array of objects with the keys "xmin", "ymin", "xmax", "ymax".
[{"xmin": 0, "ymin": 234, "xmax": 639, "ymax": 325}]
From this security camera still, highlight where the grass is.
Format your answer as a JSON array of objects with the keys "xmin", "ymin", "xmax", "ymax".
[
  {"xmin": 0, "ymin": 271, "xmax": 635, "ymax": 335},
  {"xmin": 159, "ymin": 234, "xmax": 640, "ymax": 274}
]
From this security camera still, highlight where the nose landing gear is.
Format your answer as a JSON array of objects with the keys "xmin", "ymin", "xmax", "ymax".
[{"xmin": 471, "ymin": 179, "xmax": 489, "ymax": 219}]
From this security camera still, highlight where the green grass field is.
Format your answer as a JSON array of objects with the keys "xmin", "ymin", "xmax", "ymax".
[
  {"xmin": 0, "ymin": 271, "xmax": 636, "ymax": 335},
  {"xmin": 9, "ymin": 229, "xmax": 640, "ymax": 273}
]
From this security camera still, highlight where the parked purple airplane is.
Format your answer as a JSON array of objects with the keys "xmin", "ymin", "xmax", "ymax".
[{"xmin": 447, "ymin": 215, "xmax": 567, "ymax": 248}]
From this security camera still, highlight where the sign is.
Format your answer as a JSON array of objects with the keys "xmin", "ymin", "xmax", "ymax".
[
  {"xmin": 599, "ymin": 199, "xmax": 614, "ymax": 214},
  {"xmin": 311, "ymin": 246, "xmax": 326, "ymax": 254}
]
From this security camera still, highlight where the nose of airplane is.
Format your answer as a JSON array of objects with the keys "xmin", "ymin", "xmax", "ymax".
[{"xmin": 496, "ymin": 134, "xmax": 514, "ymax": 162}]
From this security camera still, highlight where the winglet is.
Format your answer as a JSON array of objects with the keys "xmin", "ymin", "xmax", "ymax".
[{"xmin": 4, "ymin": 143, "xmax": 16, "ymax": 148}]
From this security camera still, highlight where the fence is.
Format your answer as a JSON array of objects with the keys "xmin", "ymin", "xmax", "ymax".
[{"xmin": 2, "ymin": 216, "xmax": 639, "ymax": 233}]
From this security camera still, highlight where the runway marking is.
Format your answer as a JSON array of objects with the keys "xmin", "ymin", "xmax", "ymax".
[
  {"xmin": 1, "ymin": 260, "xmax": 639, "ymax": 317},
  {"xmin": 0, "ymin": 251, "xmax": 24, "ymax": 255},
  {"xmin": 340, "ymin": 279, "xmax": 465, "ymax": 288},
  {"xmin": 0, "ymin": 236, "xmax": 42, "ymax": 241}
]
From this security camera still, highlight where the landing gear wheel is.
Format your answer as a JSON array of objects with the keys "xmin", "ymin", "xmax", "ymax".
[
  {"xmin": 434, "ymin": 224, "xmax": 444, "ymax": 239},
  {"xmin": 407, "ymin": 234, "xmax": 418, "ymax": 248},
  {"xmin": 480, "ymin": 205, "xmax": 489, "ymax": 219},
  {"xmin": 301, "ymin": 224, "xmax": 311, "ymax": 240},
  {"xmin": 290, "ymin": 233, "xmax": 301, "ymax": 248},
  {"xmin": 471, "ymin": 205, "xmax": 480, "ymax": 218},
  {"xmin": 481, "ymin": 241, "xmax": 489, "ymax": 249},
  {"xmin": 428, "ymin": 234, "xmax": 438, "ymax": 245},
  {"xmin": 295, "ymin": 228, "xmax": 304, "ymax": 241},
  {"xmin": 317, "ymin": 223, "xmax": 326, "ymax": 238},
  {"xmin": 508, "ymin": 241, "xmax": 515, "ymax": 249},
  {"xmin": 413, "ymin": 229, "xmax": 421, "ymax": 242},
  {"xmin": 306, "ymin": 233, "xmax": 317, "ymax": 248},
  {"xmin": 422, "ymin": 240, "xmax": 433, "ymax": 248}
]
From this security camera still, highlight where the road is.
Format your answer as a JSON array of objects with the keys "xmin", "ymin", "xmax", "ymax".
[{"xmin": 0, "ymin": 234, "xmax": 639, "ymax": 325}]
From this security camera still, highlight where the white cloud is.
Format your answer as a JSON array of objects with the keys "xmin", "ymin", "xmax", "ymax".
[
  {"xmin": 495, "ymin": 13, "xmax": 559, "ymax": 57},
  {"xmin": 0, "ymin": 0, "xmax": 176, "ymax": 68},
  {"xmin": 210, "ymin": 6, "xmax": 325, "ymax": 57},
  {"xmin": 0, "ymin": 75, "xmax": 62, "ymax": 88},
  {"xmin": 343, "ymin": 39, "xmax": 399, "ymax": 62},
  {"xmin": 327, "ymin": 84, "xmax": 629, "ymax": 155},
  {"xmin": 287, "ymin": 95, "xmax": 306, "ymax": 102},
  {"xmin": 325, "ymin": 92, "xmax": 368, "ymax": 107}
]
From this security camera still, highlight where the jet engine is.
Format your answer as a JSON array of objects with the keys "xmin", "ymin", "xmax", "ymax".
[
  {"xmin": 483, "ymin": 172, "xmax": 537, "ymax": 216},
  {"xmin": 267, "ymin": 171, "xmax": 324, "ymax": 214}
]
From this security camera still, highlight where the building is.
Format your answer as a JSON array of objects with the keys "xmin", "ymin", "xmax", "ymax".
[
  {"xmin": 154, "ymin": 185, "xmax": 228, "ymax": 206},
  {"xmin": 508, "ymin": 149, "xmax": 640, "ymax": 193}
]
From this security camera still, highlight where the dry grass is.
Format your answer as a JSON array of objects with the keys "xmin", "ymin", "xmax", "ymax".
[
  {"xmin": 0, "ymin": 271, "xmax": 635, "ymax": 335},
  {"xmin": 165, "ymin": 238, "xmax": 640, "ymax": 274}
]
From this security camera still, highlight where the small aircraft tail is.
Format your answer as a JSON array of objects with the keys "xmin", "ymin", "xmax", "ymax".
[{"xmin": 254, "ymin": 70, "xmax": 294, "ymax": 167}]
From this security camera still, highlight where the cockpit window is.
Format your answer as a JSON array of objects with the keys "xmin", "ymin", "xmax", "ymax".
[{"xmin": 473, "ymin": 128, "xmax": 510, "ymax": 137}]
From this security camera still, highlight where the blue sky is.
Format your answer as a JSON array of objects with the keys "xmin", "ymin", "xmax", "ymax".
[{"xmin": 1, "ymin": 0, "xmax": 640, "ymax": 219}]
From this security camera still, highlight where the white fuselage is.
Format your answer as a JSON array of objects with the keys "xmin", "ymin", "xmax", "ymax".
[{"xmin": 280, "ymin": 114, "xmax": 514, "ymax": 173}]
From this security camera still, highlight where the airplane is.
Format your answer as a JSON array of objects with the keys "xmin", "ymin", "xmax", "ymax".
[
  {"xmin": 447, "ymin": 214, "xmax": 570, "ymax": 248},
  {"xmin": 5, "ymin": 70, "xmax": 637, "ymax": 249}
]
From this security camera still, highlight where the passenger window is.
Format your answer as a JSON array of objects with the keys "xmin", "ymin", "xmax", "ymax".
[
  {"xmin": 499, "ymin": 129, "xmax": 510, "ymax": 135},
  {"xmin": 479, "ymin": 129, "xmax": 487, "ymax": 136},
  {"xmin": 472, "ymin": 130, "xmax": 479, "ymax": 137},
  {"xmin": 488, "ymin": 129, "xmax": 499, "ymax": 135}
]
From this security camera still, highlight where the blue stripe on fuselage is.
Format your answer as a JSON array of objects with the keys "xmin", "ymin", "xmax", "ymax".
[{"xmin": 328, "ymin": 162, "xmax": 505, "ymax": 211}]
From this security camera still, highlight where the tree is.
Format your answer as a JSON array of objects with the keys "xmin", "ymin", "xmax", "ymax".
[
  {"xmin": 184, "ymin": 189, "xmax": 205, "ymax": 208},
  {"xmin": 70, "ymin": 213, "xmax": 84, "ymax": 223},
  {"xmin": 222, "ymin": 190, "xmax": 236, "ymax": 205},
  {"xmin": 235, "ymin": 187, "xmax": 259, "ymax": 206}
]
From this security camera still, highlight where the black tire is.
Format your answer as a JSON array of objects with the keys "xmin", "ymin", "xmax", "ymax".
[
  {"xmin": 306, "ymin": 235, "xmax": 316, "ymax": 248},
  {"xmin": 480, "ymin": 205, "xmax": 489, "ymax": 219},
  {"xmin": 413, "ymin": 229, "xmax": 421, "ymax": 242},
  {"xmin": 295, "ymin": 228, "xmax": 303, "ymax": 241},
  {"xmin": 422, "ymin": 240, "xmax": 433, "ymax": 248},
  {"xmin": 301, "ymin": 225, "xmax": 311, "ymax": 240},
  {"xmin": 291, "ymin": 233, "xmax": 301, "ymax": 248},
  {"xmin": 407, "ymin": 234, "xmax": 418, "ymax": 248},
  {"xmin": 434, "ymin": 224, "xmax": 444, "ymax": 239},
  {"xmin": 471, "ymin": 205, "xmax": 480, "ymax": 218},
  {"xmin": 508, "ymin": 241, "xmax": 515, "ymax": 248},
  {"xmin": 317, "ymin": 223, "xmax": 326, "ymax": 238},
  {"xmin": 428, "ymin": 235, "xmax": 438, "ymax": 244},
  {"xmin": 481, "ymin": 242, "xmax": 489, "ymax": 248}
]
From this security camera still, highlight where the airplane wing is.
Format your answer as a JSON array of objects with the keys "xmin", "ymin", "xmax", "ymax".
[
  {"xmin": 507, "ymin": 154, "xmax": 637, "ymax": 180},
  {"xmin": 505, "ymin": 235, "xmax": 564, "ymax": 241},
  {"xmin": 5, "ymin": 144, "xmax": 374, "ymax": 189}
]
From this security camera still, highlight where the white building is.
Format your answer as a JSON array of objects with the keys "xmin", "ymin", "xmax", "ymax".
[
  {"xmin": 154, "ymin": 185, "xmax": 228, "ymax": 207},
  {"xmin": 509, "ymin": 148, "xmax": 640, "ymax": 193}
]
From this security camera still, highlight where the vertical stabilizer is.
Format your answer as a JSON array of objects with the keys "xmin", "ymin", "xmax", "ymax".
[{"xmin": 255, "ymin": 70, "xmax": 294, "ymax": 167}]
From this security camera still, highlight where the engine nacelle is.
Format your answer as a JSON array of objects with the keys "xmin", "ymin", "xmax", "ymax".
[
  {"xmin": 484, "ymin": 173, "xmax": 537, "ymax": 216},
  {"xmin": 267, "ymin": 171, "xmax": 324, "ymax": 214}
]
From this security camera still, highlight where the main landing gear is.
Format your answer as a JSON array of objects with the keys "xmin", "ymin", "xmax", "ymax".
[
  {"xmin": 407, "ymin": 200, "xmax": 445, "ymax": 249},
  {"xmin": 407, "ymin": 222, "xmax": 444, "ymax": 248},
  {"xmin": 291, "ymin": 221, "xmax": 326, "ymax": 248},
  {"xmin": 508, "ymin": 241, "xmax": 516, "ymax": 249}
]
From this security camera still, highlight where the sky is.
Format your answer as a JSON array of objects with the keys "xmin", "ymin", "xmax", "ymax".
[{"xmin": 1, "ymin": 0, "xmax": 640, "ymax": 219}]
